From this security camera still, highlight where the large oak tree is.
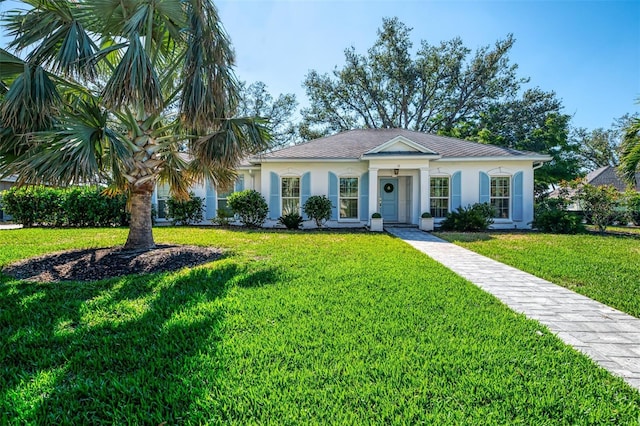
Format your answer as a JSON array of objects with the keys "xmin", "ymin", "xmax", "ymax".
[{"xmin": 300, "ymin": 17, "xmax": 524, "ymax": 137}]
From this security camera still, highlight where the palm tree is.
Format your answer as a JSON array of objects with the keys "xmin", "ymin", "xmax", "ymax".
[
  {"xmin": 619, "ymin": 116, "xmax": 640, "ymax": 186},
  {"xmin": 0, "ymin": 0, "xmax": 269, "ymax": 250}
]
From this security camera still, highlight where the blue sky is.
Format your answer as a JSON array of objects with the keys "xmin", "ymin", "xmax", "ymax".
[
  {"xmin": 1, "ymin": 0, "xmax": 638, "ymax": 130},
  {"xmin": 215, "ymin": 0, "xmax": 639, "ymax": 130}
]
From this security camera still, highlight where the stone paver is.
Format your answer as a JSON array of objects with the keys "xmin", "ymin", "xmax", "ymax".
[{"xmin": 387, "ymin": 227, "xmax": 640, "ymax": 392}]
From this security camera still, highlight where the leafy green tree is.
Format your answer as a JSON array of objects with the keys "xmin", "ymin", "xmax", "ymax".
[
  {"xmin": 574, "ymin": 127, "xmax": 620, "ymax": 170},
  {"xmin": 573, "ymin": 114, "xmax": 638, "ymax": 172},
  {"xmin": 301, "ymin": 17, "xmax": 523, "ymax": 136},
  {"xmin": 574, "ymin": 182, "xmax": 620, "ymax": 233},
  {"xmin": 0, "ymin": 0, "xmax": 269, "ymax": 250},
  {"xmin": 237, "ymin": 81, "xmax": 298, "ymax": 149},
  {"xmin": 450, "ymin": 89, "xmax": 581, "ymax": 193}
]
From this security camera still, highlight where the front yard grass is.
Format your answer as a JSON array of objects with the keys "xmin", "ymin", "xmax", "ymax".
[
  {"xmin": 1, "ymin": 228, "xmax": 639, "ymax": 424},
  {"xmin": 437, "ymin": 232, "xmax": 640, "ymax": 319}
]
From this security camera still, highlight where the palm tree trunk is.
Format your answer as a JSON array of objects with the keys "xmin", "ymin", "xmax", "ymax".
[{"xmin": 124, "ymin": 181, "xmax": 155, "ymax": 251}]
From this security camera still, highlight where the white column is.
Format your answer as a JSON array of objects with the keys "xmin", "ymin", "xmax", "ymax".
[
  {"xmin": 368, "ymin": 167, "xmax": 378, "ymax": 224},
  {"xmin": 420, "ymin": 167, "xmax": 430, "ymax": 215}
]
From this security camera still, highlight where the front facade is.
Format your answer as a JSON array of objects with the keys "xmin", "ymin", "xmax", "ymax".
[{"xmin": 154, "ymin": 129, "xmax": 550, "ymax": 229}]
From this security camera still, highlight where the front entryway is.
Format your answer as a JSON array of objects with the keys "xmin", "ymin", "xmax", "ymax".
[{"xmin": 379, "ymin": 178, "xmax": 398, "ymax": 222}]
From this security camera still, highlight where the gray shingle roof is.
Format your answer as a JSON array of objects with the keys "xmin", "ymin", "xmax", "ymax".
[
  {"xmin": 585, "ymin": 166, "xmax": 640, "ymax": 191},
  {"xmin": 257, "ymin": 128, "xmax": 548, "ymax": 161}
]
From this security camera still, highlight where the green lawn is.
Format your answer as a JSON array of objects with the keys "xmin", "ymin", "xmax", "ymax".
[
  {"xmin": 1, "ymin": 228, "xmax": 639, "ymax": 424},
  {"xmin": 436, "ymin": 232, "xmax": 640, "ymax": 319}
]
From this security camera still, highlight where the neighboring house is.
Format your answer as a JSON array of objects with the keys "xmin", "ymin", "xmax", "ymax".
[
  {"xmin": 154, "ymin": 128, "xmax": 551, "ymax": 229},
  {"xmin": 581, "ymin": 166, "xmax": 640, "ymax": 192},
  {"xmin": 0, "ymin": 175, "xmax": 17, "ymax": 221}
]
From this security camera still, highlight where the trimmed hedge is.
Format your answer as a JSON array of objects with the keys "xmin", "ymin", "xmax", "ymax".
[{"xmin": 0, "ymin": 186, "xmax": 128, "ymax": 227}]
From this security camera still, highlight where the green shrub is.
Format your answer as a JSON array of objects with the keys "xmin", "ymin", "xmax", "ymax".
[
  {"xmin": 166, "ymin": 192, "xmax": 204, "ymax": 225},
  {"xmin": 65, "ymin": 187, "xmax": 129, "ymax": 227},
  {"xmin": 0, "ymin": 186, "xmax": 128, "ymax": 227},
  {"xmin": 532, "ymin": 198, "xmax": 584, "ymax": 234},
  {"xmin": 303, "ymin": 195, "xmax": 332, "ymax": 227},
  {"xmin": 278, "ymin": 211, "xmax": 304, "ymax": 230},
  {"xmin": 371, "ymin": 212, "xmax": 382, "ymax": 219},
  {"xmin": 227, "ymin": 189, "xmax": 268, "ymax": 228},
  {"xmin": 624, "ymin": 190, "xmax": 640, "ymax": 225},
  {"xmin": 211, "ymin": 206, "xmax": 234, "ymax": 226},
  {"xmin": 421, "ymin": 211, "xmax": 432, "ymax": 218},
  {"xmin": 575, "ymin": 183, "xmax": 619, "ymax": 233},
  {"xmin": 440, "ymin": 203, "xmax": 495, "ymax": 232}
]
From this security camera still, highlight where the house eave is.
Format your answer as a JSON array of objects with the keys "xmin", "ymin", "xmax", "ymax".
[
  {"xmin": 360, "ymin": 153, "xmax": 442, "ymax": 161},
  {"xmin": 251, "ymin": 157, "xmax": 358, "ymax": 164},
  {"xmin": 433, "ymin": 155, "xmax": 553, "ymax": 162}
]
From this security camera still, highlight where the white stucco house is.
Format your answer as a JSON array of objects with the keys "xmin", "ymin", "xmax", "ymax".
[{"xmin": 154, "ymin": 128, "xmax": 551, "ymax": 229}]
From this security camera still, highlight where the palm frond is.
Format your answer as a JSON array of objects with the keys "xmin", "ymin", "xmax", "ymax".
[
  {"xmin": 101, "ymin": 34, "xmax": 163, "ymax": 115},
  {"xmin": 190, "ymin": 117, "xmax": 270, "ymax": 188},
  {"xmin": 619, "ymin": 118, "xmax": 640, "ymax": 186},
  {"xmin": 5, "ymin": 1, "xmax": 98, "ymax": 80},
  {"xmin": 0, "ymin": 62, "xmax": 61, "ymax": 133},
  {"xmin": 6, "ymin": 98, "xmax": 131, "ymax": 186},
  {"xmin": 180, "ymin": 0, "xmax": 239, "ymax": 132}
]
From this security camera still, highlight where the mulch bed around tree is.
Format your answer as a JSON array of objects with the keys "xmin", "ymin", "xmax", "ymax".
[{"xmin": 3, "ymin": 245, "xmax": 223, "ymax": 283}]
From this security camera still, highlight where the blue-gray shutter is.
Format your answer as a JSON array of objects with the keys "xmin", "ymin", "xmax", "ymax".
[
  {"xmin": 328, "ymin": 172, "xmax": 338, "ymax": 220},
  {"xmin": 512, "ymin": 171, "xmax": 523, "ymax": 222},
  {"xmin": 269, "ymin": 172, "xmax": 280, "ymax": 219},
  {"xmin": 451, "ymin": 171, "xmax": 462, "ymax": 211},
  {"xmin": 205, "ymin": 180, "xmax": 216, "ymax": 220},
  {"xmin": 301, "ymin": 172, "xmax": 311, "ymax": 218},
  {"xmin": 479, "ymin": 172, "xmax": 490, "ymax": 204},
  {"xmin": 360, "ymin": 172, "xmax": 369, "ymax": 221},
  {"xmin": 235, "ymin": 175, "xmax": 245, "ymax": 192}
]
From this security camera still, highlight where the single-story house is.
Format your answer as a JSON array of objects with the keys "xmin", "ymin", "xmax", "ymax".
[{"xmin": 154, "ymin": 128, "xmax": 551, "ymax": 229}]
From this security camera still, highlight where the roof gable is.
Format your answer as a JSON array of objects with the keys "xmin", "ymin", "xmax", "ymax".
[{"xmin": 365, "ymin": 135, "xmax": 437, "ymax": 155}]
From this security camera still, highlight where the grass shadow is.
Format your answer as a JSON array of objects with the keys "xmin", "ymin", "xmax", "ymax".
[{"xmin": 0, "ymin": 261, "xmax": 281, "ymax": 423}]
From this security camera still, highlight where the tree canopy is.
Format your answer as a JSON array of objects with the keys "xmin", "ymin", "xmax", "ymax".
[
  {"xmin": 301, "ymin": 17, "xmax": 524, "ymax": 136},
  {"xmin": 0, "ymin": 0, "xmax": 270, "ymax": 250},
  {"xmin": 237, "ymin": 81, "xmax": 298, "ymax": 150}
]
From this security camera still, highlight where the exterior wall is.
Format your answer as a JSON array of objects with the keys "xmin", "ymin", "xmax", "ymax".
[
  {"xmin": 150, "ymin": 158, "xmax": 538, "ymax": 230},
  {"xmin": 430, "ymin": 159, "xmax": 536, "ymax": 229},
  {"xmin": 151, "ymin": 169, "xmax": 255, "ymax": 226},
  {"xmin": 260, "ymin": 161, "xmax": 369, "ymax": 228}
]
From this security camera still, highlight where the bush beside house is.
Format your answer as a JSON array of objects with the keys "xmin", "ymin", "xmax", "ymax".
[
  {"xmin": 227, "ymin": 189, "xmax": 268, "ymax": 228},
  {"xmin": 0, "ymin": 186, "xmax": 129, "ymax": 227}
]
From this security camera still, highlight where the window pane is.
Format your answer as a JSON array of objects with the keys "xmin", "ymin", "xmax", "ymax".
[
  {"xmin": 157, "ymin": 184, "xmax": 170, "ymax": 198},
  {"xmin": 430, "ymin": 177, "xmax": 449, "ymax": 198},
  {"xmin": 491, "ymin": 198, "xmax": 509, "ymax": 218},
  {"xmin": 282, "ymin": 198, "xmax": 299, "ymax": 215},
  {"xmin": 340, "ymin": 199, "xmax": 358, "ymax": 219},
  {"xmin": 340, "ymin": 178, "xmax": 358, "ymax": 198},
  {"xmin": 282, "ymin": 177, "xmax": 300, "ymax": 198},
  {"xmin": 430, "ymin": 198, "xmax": 449, "ymax": 218},
  {"xmin": 491, "ymin": 177, "xmax": 510, "ymax": 197}
]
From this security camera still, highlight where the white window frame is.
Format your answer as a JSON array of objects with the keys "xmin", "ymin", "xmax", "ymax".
[
  {"xmin": 281, "ymin": 176, "xmax": 301, "ymax": 215},
  {"xmin": 490, "ymin": 175, "xmax": 511, "ymax": 219},
  {"xmin": 156, "ymin": 183, "xmax": 170, "ymax": 220},
  {"xmin": 339, "ymin": 176, "xmax": 359, "ymax": 221},
  {"xmin": 429, "ymin": 175, "xmax": 450, "ymax": 218},
  {"xmin": 216, "ymin": 188, "xmax": 233, "ymax": 217}
]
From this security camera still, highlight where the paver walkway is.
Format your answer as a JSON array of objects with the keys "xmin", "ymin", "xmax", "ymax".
[{"xmin": 386, "ymin": 227, "xmax": 640, "ymax": 392}]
